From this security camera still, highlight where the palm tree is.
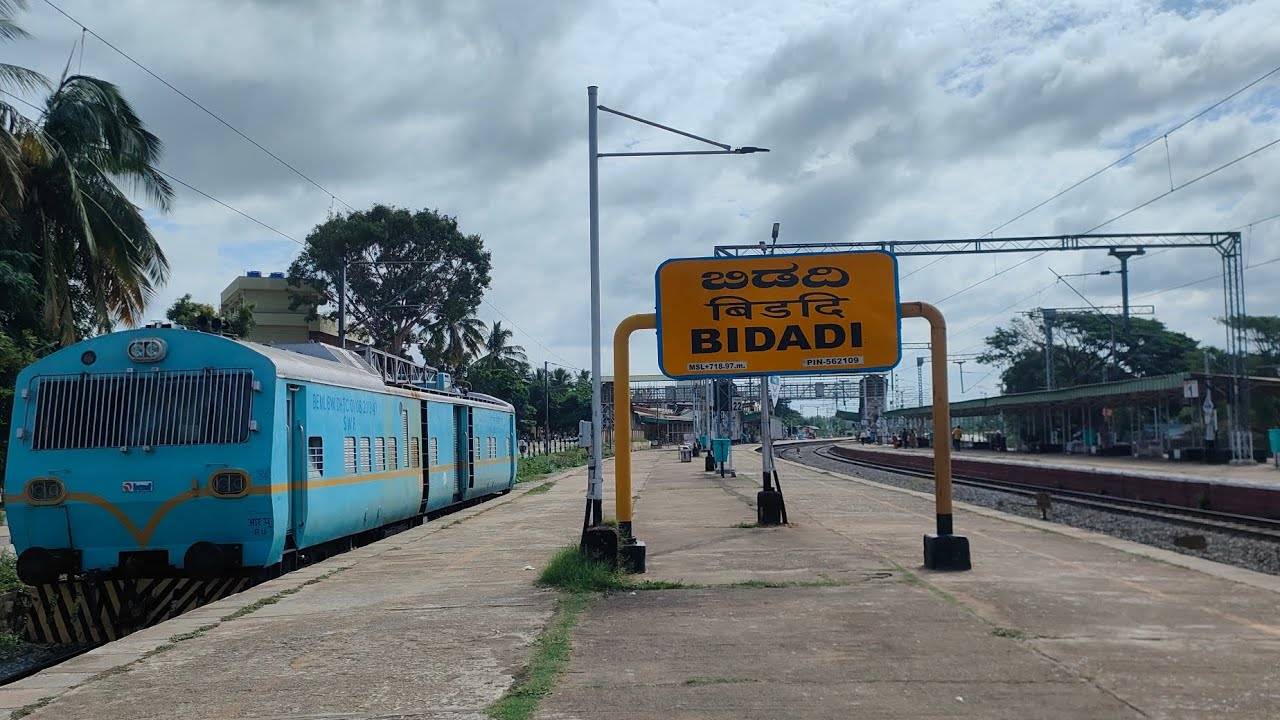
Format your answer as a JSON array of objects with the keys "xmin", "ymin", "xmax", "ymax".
[
  {"xmin": 10, "ymin": 73, "xmax": 173, "ymax": 342},
  {"xmin": 0, "ymin": 0, "xmax": 50, "ymax": 214},
  {"xmin": 480, "ymin": 321, "xmax": 526, "ymax": 368},
  {"xmin": 422, "ymin": 311, "xmax": 486, "ymax": 373},
  {"xmin": 549, "ymin": 366, "xmax": 571, "ymax": 390}
]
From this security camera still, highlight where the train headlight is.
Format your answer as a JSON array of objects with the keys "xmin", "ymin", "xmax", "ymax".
[
  {"xmin": 210, "ymin": 471, "xmax": 248, "ymax": 498},
  {"xmin": 26, "ymin": 477, "xmax": 66, "ymax": 505},
  {"xmin": 127, "ymin": 337, "xmax": 167, "ymax": 363}
]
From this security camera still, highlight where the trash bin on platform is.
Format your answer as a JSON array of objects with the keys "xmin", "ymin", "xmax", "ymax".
[
  {"xmin": 1268, "ymin": 428, "xmax": 1280, "ymax": 468},
  {"xmin": 679, "ymin": 444, "xmax": 693, "ymax": 463},
  {"xmin": 711, "ymin": 438, "xmax": 731, "ymax": 464}
]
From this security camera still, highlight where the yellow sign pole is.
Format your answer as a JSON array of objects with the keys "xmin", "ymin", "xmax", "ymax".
[
  {"xmin": 612, "ymin": 313, "xmax": 656, "ymax": 541},
  {"xmin": 900, "ymin": 301, "xmax": 970, "ymax": 570}
]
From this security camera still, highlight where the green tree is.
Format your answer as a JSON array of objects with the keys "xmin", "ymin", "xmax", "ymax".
[
  {"xmin": 1222, "ymin": 315, "xmax": 1280, "ymax": 364},
  {"xmin": 466, "ymin": 360, "xmax": 531, "ymax": 433},
  {"xmin": 479, "ymin": 321, "xmax": 526, "ymax": 368},
  {"xmin": 6, "ymin": 71, "xmax": 173, "ymax": 343},
  {"xmin": 2, "ymin": 2, "xmax": 172, "ymax": 342},
  {"xmin": 0, "ymin": 0, "xmax": 51, "ymax": 213},
  {"xmin": 979, "ymin": 314, "xmax": 1199, "ymax": 393},
  {"xmin": 773, "ymin": 399, "xmax": 804, "ymax": 425},
  {"xmin": 164, "ymin": 293, "xmax": 255, "ymax": 337},
  {"xmin": 287, "ymin": 205, "xmax": 491, "ymax": 357},
  {"xmin": 420, "ymin": 310, "xmax": 485, "ymax": 374}
]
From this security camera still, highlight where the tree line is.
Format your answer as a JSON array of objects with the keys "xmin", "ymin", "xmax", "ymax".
[
  {"xmin": 1, "ymin": 1, "xmax": 176, "ymax": 466},
  {"xmin": 978, "ymin": 312, "xmax": 1280, "ymax": 432}
]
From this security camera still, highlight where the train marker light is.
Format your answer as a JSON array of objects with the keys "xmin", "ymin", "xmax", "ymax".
[
  {"xmin": 26, "ymin": 477, "xmax": 66, "ymax": 505},
  {"xmin": 127, "ymin": 337, "xmax": 167, "ymax": 363}
]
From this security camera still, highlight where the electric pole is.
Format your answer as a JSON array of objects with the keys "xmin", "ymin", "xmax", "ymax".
[{"xmin": 1108, "ymin": 247, "xmax": 1145, "ymax": 330}]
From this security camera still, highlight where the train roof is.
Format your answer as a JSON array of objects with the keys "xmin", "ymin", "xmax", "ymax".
[{"xmin": 241, "ymin": 339, "xmax": 514, "ymax": 412}]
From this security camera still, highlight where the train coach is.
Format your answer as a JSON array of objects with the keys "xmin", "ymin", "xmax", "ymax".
[{"xmin": 3, "ymin": 326, "xmax": 517, "ymax": 585}]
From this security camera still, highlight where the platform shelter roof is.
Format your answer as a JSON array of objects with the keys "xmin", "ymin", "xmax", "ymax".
[{"xmin": 885, "ymin": 372, "xmax": 1280, "ymax": 420}]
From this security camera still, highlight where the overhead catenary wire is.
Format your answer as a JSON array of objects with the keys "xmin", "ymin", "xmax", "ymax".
[
  {"xmin": 0, "ymin": 89, "xmax": 304, "ymax": 248},
  {"xmin": 985, "ymin": 61, "xmax": 1280, "ymax": 240},
  {"xmin": 10, "ymin": 36, "xmax": 582, "ymax": 374},
  {"xmin": 905, "ymin": 62, "xmax": 1280, "ymax": 282},
  {"xmin": 155, "ymin": 169, "xmax": 302, "ymax": 245},
  {"xmin": 481, "ymin": 298, "xmax": 584, "ymax": 373},
  {"xmin": 923, "ymin": 63, "xmax": 1280, "ymax": 301},
  {"xmin": 932, "ymin": 133, "xmax": 1280, "ymax": 306},
  {"xmin": 41, "ymin": 0, "xmax": 355, "ymax": 214},
  {"xmin": 1134, "ymin": 254, "xmax": 1280, "ymax": 300}
]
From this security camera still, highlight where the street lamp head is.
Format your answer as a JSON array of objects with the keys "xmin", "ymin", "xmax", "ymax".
[{"xmin": 733, "ymin": 146, "xmax": 769, "ymax": 154}]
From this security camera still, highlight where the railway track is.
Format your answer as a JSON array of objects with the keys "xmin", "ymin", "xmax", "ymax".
[{"xmin": 803, "ymin": 444, "xmax": 1280, "ymax": 543}]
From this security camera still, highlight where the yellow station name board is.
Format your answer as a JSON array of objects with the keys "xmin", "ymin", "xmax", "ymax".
[{"xmin": 655, "ymin": 251, "xmax": 901, "ymax": 378}]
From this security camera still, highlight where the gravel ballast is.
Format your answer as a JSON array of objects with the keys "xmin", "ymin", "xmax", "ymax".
[{"xmin": 782, "ymin": 444, "xmax": 1280, "ymax": 576}]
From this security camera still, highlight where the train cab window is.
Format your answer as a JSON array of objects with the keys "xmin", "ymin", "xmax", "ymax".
[
  {"xmin": 429, "ymin": 437, "xmax": 439, "ymax": 467},
  {"xmin": 388, "ymin": 437, "xmax": 399, "ymax": 470},
  {"xmin": 359, "ymin": 437, "xmax": 371, "ymax": 472},
  {"xmin": 307, "ymin": 436, "xmax": 324, "ymax": 478},
  {"xmin": 410, "ymin": 437, "xmax": 421, "ymax": 468},
  {"xmin": 374, "ymin": 437, "xmax": 386, "ymax": 471},
  {"xmin": 343, "ymin": 437, "xmax": 357, "ymax": 474}
]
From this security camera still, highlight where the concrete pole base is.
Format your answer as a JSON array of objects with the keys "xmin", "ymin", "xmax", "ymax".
[
  {"xmin": 620, "ymin": 539, "xmax": 647, "ymax": 574},
  {"xmin": 582, "ymin": 525, "xmax": 620, "ymax": 568},
  {"xmin": 757, "ymin": 490, "xmax": 785, "ymax": 526},
  {"xmin": 923, "ymin": 534, "xmax": 972, "ymax": 571}
]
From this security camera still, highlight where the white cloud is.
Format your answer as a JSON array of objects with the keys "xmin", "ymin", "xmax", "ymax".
[{"xmin": 8, "ymin": 0, "xmax": 1279, "ymax": 404}]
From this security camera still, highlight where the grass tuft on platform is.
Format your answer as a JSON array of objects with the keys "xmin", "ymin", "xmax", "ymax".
[
  {"xmin": 486, "ymin": 592, "xmax": 590, "ymax": 720},
  {"xmin": 537, "ymin": 547, "xmax": 627, "ymax": 593}
]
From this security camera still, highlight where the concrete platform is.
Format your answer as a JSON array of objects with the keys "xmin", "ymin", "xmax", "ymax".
[
  {"xmin": 835, "ymin": 440, "xmax": 1280, "ymax": 488},
  {"xmin": 8, "ymin": 448, "xmax": 1280, "ymax": 719}
]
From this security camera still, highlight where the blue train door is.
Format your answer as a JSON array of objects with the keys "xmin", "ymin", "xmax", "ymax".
[
  {"xmin": 418, "ymin": 401, "xmax": 430, "ymax": 514},
  {"xmin": 453, "ymin": 405, "xmax": 470, "ymax": 502},
  {"xmin": 286, "ymin": 385, "xmax": 308, "ymax": 542}
]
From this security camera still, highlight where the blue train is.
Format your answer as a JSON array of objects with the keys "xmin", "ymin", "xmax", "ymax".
[{"xmin": 4, "ymin": 326, "xmax": 517, "ymax": 584}]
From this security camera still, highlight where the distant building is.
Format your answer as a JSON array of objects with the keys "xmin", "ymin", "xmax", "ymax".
[
  {"xmin": 859, "ymin": 374, "xmax": 887, "ymax": 428},
  {"xmin": 220, "ymin": 271, "xmax": 342, "ymax": 346}
]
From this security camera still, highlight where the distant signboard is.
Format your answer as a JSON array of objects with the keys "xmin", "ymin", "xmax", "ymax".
[{"xmin": 655, "ymin": 251, "xmax": 901, "ymax": 378}]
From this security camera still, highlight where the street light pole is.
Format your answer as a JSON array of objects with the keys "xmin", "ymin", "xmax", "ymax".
[
  {"xmin": 587, "ymin": 86, "xmax": 604, "ymax": 529},
  {"xmin": 544, "ymin": 360, "xmax": 551, "ymax": 456},
  {"xmin": 584, "ymin": 85, "xmax": 769, "ymax": 542}
]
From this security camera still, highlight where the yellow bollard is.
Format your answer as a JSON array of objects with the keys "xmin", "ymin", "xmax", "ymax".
[
  {"xmin": 612, "ymin": 313, "xmax": 656, "ymax": 539},
  {"xmin": 900, "ymin": 301, "xmax": 970, "ymax": 570}
]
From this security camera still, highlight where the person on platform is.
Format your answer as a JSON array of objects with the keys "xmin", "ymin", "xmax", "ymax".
[{"xmin": 952, "ymin": 425, "xmax": 963, "ymax": 451}]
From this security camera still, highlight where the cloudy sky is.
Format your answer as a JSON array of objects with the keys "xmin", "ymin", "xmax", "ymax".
[{"xmin": 9, "ymin": 0, "xmax": 1280, "ymax": 409}]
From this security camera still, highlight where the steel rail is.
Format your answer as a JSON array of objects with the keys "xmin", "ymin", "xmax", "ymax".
[{"xmin": 807, "ymin": 445, "xmax": 1280, "ymax": 543}]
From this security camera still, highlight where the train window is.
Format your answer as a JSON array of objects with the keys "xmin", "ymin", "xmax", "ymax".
[
  {"xmin": 429, "ymin": 437, "xmax": 439, "ymax": 467},
  {"xmin": 343, "ymin": 437, "xmax": 357, "ymax": 474},
  {"xmin": 307, "ymin": 437, "xmax": 323, "ymax": 478},
  {"xmin": 374, "ymin": 438, "xmax": 386, "ymax": 471},
  {"xmin": 401, "ymin": 409, "xmax": 410, "ymax": 454},
  {"xmin": 489, "ymin": 436, "xmax": 497, "ymax": 458},
  {"xmin": 359, "ymin": 437, "xmax": 371, "ymax": 472},
  {"xmin": 388, "ymin": 437, "xmax": 398, "ymax": 470},
  {"xmin": 409, "ymin": 437, "xmax": 421, "ymax": 468}
]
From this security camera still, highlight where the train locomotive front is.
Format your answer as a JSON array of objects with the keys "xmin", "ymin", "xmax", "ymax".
[{"xmin": 3, "ymin": 327, "xmax": 517, "ymax": 585}]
